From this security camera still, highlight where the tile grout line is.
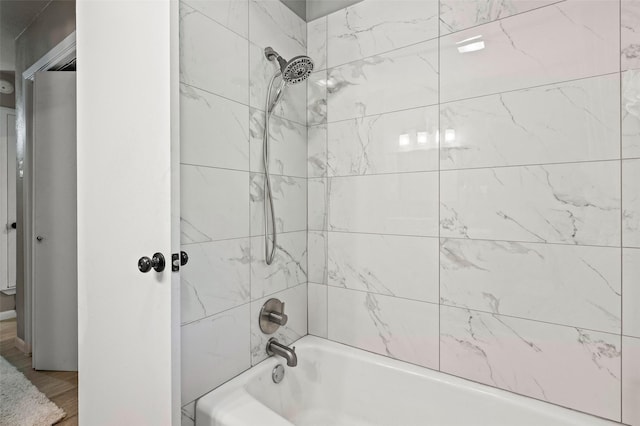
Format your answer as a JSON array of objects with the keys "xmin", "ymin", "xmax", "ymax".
[
  {"xmin": 324, "ymin": 15, "xmax": 330, "ymax": 340},
  {"xmin": 619, "ymin": 0, "xmax": 624, "ymax": 421},
  {"xmin": 323, "ymin": 71, "xmax": 621, "ymax": 126},
  {"xmin": 437, "ymin": 0, "xmax": 442, "ymax": 373}
]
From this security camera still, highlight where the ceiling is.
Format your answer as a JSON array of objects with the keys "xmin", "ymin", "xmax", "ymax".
[
  {"xmin": 0, "ymin": 0, "xmax": 51, "ymax": 70},
  {"xmin": 281, "ymin": 0, "xmax": 364, "ymax": 21}
]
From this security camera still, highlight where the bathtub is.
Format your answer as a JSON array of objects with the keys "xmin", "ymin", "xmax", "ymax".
[{"xmin": 196, "ymin": 336, "xmax": 617, "ymax": 426}]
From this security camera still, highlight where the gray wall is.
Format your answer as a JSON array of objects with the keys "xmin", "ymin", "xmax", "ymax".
[
  {"xmin": 0, "ymin": 71, "xmax": 16, "ymax": 109},
  {"xmin": 280, "ymin": 0, "xmax": 363, "ymax": 21},
  {"xmin": 14, "ymin": 0, "xmax": 75, "ymax": 341}
]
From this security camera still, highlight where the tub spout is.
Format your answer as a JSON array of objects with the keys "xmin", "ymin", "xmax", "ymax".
[{"xmin": 266, "ymin": 338, "xmax": 297, "ymax": 367}]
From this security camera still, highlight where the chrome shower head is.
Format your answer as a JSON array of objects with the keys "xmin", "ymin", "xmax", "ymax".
[{"xmin": 264, "ymin": 47, "xmax": 314, "ymax": 85}]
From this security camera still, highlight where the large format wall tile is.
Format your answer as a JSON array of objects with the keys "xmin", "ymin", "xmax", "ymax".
[
  {"xmin": 308, "ymin": 231, "xmax": 327, "ymax": 284},
  {"xmin": 307, "ymin": 17, "xmax": 327, "ymax": 71},
  {"xmin": 183, "ymin": 0, "xmax": 249, "ymax": 38},
  {"xmin": 440, "ymin": 162, "xmax": 621, "ymax": 246},
  {"xmin": 250, "ymin": 173, "xmax": 306, "ymax": 235},
  {"xmin": 624, "ymin": 159, "xmax": 640, "ymax": 248},
  {"xmin": 623, "ymin": 70, "xmax": 640, "ymax": 158},
  {"xmin": 308, "ymin": 178, "xmax": 327, "ymax": 231},
  {"xmin": 249, "ymin": 0, "xmax": 306, "ymax": 59},
  {"xmin": 181, "ymin": 304, "xmax": 250, "ymax": 405},
  {"xmin": 326, "ymin": 0, "xmax": 438, "ymax": 68},
  {"xmin": 249, "ymin": 108, "xmax": 307, "ymax": 178},
  {"xmin": 440, "ymin": 306, "xmax": 621, "ymax": 421},
  {"xmin": 329, "ymin": 172, "xmax": 439, "ymax": 236},
  {"xmin": 308, "ymin": 124, "xmax": 327, "ymax": 178},
  {"xmin": 623, "ymin": 0, "xmax": 640, "ymax": 71},
  {"xmin": 440, "ymin": 74, "xmax": 620, "ymax": 170},
  {"xmin": 250, "ymin": 284, "xmax": 307, "ymax": 365},
  {"xmin": 328, "ymin": 106, "xmax": 439, "ymax": 176},
  {"xmin": 181, "ymin": 84, "xmax": 249, "ymax": 171},
  {"xmin": 181, "ymin": 402, "xmax": 195, "ymax": 426},
  {"xmin": 249, "ymin": 42, "xmax": 307, "ymax": 126},
  {"xmin": 308, "ymin": 71, "xmax": 327, "ymax": 125},
  {"xmin": 328, "ymin": 232, "xmax": 439, "ymax": 303},
  {"xmin": 439, "ymin": 0, "xmax": 560, "ymax": 35},
  {"xmin": 440, "ymin": 0, "xmax": 620, "ymax": 102},
  {"xmin": 440, "ymin": 239, "xmax": 621, "ymax": 333},
  {"xmin": 181, "ymin": 165, "xmax": 249, "ymax": 244},
  {"xmin": 327, "ymin": 40, "xmax": 438, "ymax": 122},
  {"xmin": 308, "ymin": 283, "xmax": 328, "ymax": 338},
  {"xmin": 624, "ymin": 249, "xmax": 640, "ymax": 338},
  {"xmin": 250, "ymin": 231, "xmax": 307, "ymax": 300},
  {"xmin": 328, "ymin": 287, "xmax": 439, "ymax": 369},
  {"xmin": 623, "ymin": 336, "xmax": 640, "ymax": 425},
  {"xmin": 180, "ymin": 4, "xmax": 249, "ymax": 104},
  {"xmin": 181, "ymin": 238, "xmax": 251, "ymax": 325}
]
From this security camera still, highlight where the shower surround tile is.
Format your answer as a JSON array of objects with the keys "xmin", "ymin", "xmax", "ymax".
[
  {"xmin": 440, "ymin": 306, "xmax": 621, "ymax": 421},
  {"xmin": 307, "ymin": 70, "xmax": 327, "ymax": 125},
  {"xmin": 250, "ymin": 231, "xmax": 307, "ymax": 300},
  {"xmin": 250, "ymin": 284, "xmax": 308, "ymax": 365},
  {"xmin": 327, "ymin": 40, "xmax": 438, "ymax": 122},
  {"xmin": 439, "ymin": 0, "xmax": 561, "ymax": 35},
  {"xmin": 327, "ymin": 106, "xmax": 439, "ymax": 176},
  {"xmin": 308, "ymin": 283, "xmax": 328, "ymax": 338},
  {"xmin": 326, "ymin": 0, "xmax": 439, "ymax": 68},
  {"xmin": 250, "ymin": 173, "xmax": 307, "ymax": 236},
  {"xmin": 307, "ymin": 17, "xmax": 327, "ymax": 71},
  {"xmin": 180, "ymin": 84, "xmax": 249, "ymax": 171},
  {"xmin": 623, "ymin": 0, "xmax": 640, "ymax": 71},
  {"xmin": 181, "ymin": 238, "xmax": 251, "ymax": 325},
  {"xmin": 308, "ymin": 231, "xmax": 327, "ymax": 284},
  {"xmin": 181, "ymin": 401, "xmax": 195, "ymax": 426},
  {"xmin": 623, "ymin": 336, "xmax": 640, "ymax": 425},
  {"xmin": 328, "ymin": 232, "xmax": 439, "ymax": 303},
  {"xmin": 440, "ymin": 239, "xmax": 621, "ymax": 333},
  {"xmin": 624, "ymin": 248, "xmax": 640, "ymax": 338},
  {"xmin": 328, "ymin": 287, "xmax": 439, "ymax": 369},
  {"xmin": 623, "ymin": 70, "xmax": 640, "ymax": 158},
  {"xmin": 623, "ymin": 159, "xmax": 640, "ymax": 248},
  {"xmin": 308, "ymin": 124, "xmax": 327, "ymax": 178},
  {"xmin": 181, "ymin": 304, "xmax": 250, "ymax": 405},
  {"xmin": 440, "ymin": 74, "xmax": 621, "ymax": 170},
  {"xmin": 248, "ymin": 0, "xmax": 306, "ymax": 60},
  {"xmin": 183, "ymin": 0, "xmax": 249, "ymax": 38},
  {"xmin": 329, "ymin": 172, "xmax": 439, "ymax": 237},
  {"xmin": 181, "ymin": 165, "xmax": 249, "ymax": 244},
  {"xmin": 249, "ymin": 42, "xmax": 307, "ymax": 126},
  {"xmin": 440, "ymin": 162, "xmax": 621, "ymax": 247},
  {"xmin": 249, "ymin": 108, "xmax": 307, "ymax": 178},
  {"xmin": 180, "ymin": 4, "xmax": 249, "ymax": 105},
  {"xmin": 308, "ymin": 178, "xmax": 327, "ymax": 231},
  {"xmin": 440, "ymin": 0, "xmax": 620, "ymax": 103}
]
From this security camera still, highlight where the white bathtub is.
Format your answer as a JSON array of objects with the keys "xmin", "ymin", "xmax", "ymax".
[{"xmin": 196, "ymin": 336, "xmax": 617, "ymax": 426}]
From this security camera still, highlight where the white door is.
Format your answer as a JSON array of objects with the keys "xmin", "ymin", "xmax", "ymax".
[
  {"xmin": 6, "ymin": 112, "xmax": 16, "ymax": 290},
  {"xmin": 1, "ymin": 107, "xmax": 16, "ymax": 292},
  {"xmin": 76, "ymin": 1, "xmax": 181, "ymax": 424},
  {"xmin": 32, "ymin": 71, "xmax": 77, "ymax": 371}
]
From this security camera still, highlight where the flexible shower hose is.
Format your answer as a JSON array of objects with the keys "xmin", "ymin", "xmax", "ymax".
[{"xmin": 263, "ymin": 71, "xmax": 286, "ymax": 265}]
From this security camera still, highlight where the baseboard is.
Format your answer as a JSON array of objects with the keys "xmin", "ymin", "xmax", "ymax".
[
  {"xmin": 14, "ymin": 335, "xmax": 31, "ymax": 355},
  {"xmin": 0, "ymin": 310, "xmax": 16, "ymax": 321}
]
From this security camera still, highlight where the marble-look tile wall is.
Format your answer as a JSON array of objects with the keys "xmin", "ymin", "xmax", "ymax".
[
  {"xmin": 308, "ymin": 0, "xmax": 640, "ymax": 423},
  {"xmin": 179, "ymin": 1, "xmax": 308, "ymax": 422}
]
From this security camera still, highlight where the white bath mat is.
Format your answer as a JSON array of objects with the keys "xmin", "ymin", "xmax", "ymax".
[{"xmin": 0, "ymin": 355, "xmax": 66, "ymax": 426}]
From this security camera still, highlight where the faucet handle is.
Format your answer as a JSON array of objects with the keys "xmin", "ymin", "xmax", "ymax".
[
  {"xmin": 268, "ymin": 302, "xmax": 288, "ymax": 326},
  {"xmin": 260, "ymin": 298, "xmax": 288, "ymax": 334}
]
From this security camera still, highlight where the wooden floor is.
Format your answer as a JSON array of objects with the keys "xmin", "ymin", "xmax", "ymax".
[{"xmin": 0, "ymin": 319, "xmax": 78, "ymax": 425}]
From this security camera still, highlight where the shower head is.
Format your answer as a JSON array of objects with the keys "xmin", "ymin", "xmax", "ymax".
[{"xmin": 264, "ymin": 47, "xmax": 314, "ymax": 85}]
